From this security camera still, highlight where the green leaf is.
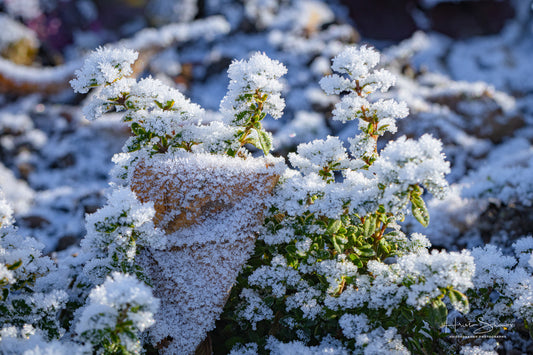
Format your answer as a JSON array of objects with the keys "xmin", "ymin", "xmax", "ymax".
[
  {"xmin": 255, "ymin": 129, "xmax": 272, "ymax": 155},
  {"xmin": 327, "ymin": 220, "xmax": 342, "ymax": 235},
  {"xmin": 332, "ymin": 235, "xmax": 343, "ymax": 254},
  {"xmin": 7, "ymin": 260, "xmax": 22, "ymax": 270},
  {"xmin": 358, "ymin": 247, "xmax": 376, "ymax": 257},
  {"xmin": 411, "ymin": 193, "xmax": 430, "ymax": 227},
  {"xmin": 363, "ymin": 215, "xmax": 377, "ymax": 238},
  {"xmin": 378, "ymin": 239, "xmax": 390, "ymax": 255},
  {"xmin": 164, "ymin": 99, "xmax": 175, "ymax": 110},
  {"xmin": 154, "ymin": 100, "xmax": 164, "ymax": 109},
  {"xmin": 348, "ymin": 253, "xmax": 363, "ymax": 268}
]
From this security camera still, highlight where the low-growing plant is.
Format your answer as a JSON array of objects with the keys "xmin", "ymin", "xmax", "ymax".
[{"xmin": 214, "ymin": 45, "xmax": 478, "ymax": 354}]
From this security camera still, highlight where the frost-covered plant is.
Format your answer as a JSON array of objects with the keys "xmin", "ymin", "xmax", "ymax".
[
  {"xmin": 70, "ymin": 47, "xmax": 286, "ymax": 159},
  {"xmin": 215, "ymin": 45, "xmax": 473, "ymax": 354},
  {"xmin": 75, "ymin": 272, "xmax": 159, "ymax": 354},
  {"xmin": 81, "ymin": 187, "xmax": 164, "ymax": 285},
  {"xmin": 460, "ymin": 239, "xmax": 533, "ymax": 340},
  {"xmin": 69, "ymin": 46, "xmax": 288, "ymax": 353},
  {"xmin": 220, "ymin": 52, "xmax": 287, "ymax": 156},
  {"xmin": 0, "ymin": 191, "xmax": 67, "ymax": 345}
]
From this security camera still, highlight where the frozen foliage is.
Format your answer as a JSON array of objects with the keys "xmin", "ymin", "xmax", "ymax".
[
  {"xmin": 288, "ymin": 136, "xmax": 351, "ymax": 176},
  {"xmin": 221, "ymin": 52, "xmax": 287, "ymax": 121},
  {"xmin": 320, "ymin": 46, "xmax": 408, "ymax": 166},
  {"xmin": 0, "ymin": 325, "xmax": 88, "ymax": 355},
  {"xmin": 218, "ymin": 45, "xmax": 478, "ymax": 354},
  {"xmin": 2, "ymin": 3, "xmax": 533, "ymax": 352},
  {"xmin": 329, "ymin": 250, "xmax": 474, "ymax": 314},
  {"xmin": 0, "ymin": 190, "xmax": 67, "ymax": 343},
  {"xmin": 130, "ymin": 152, "xmax": 284, "ymax": 354},
  {"xmin": 76, "ymin": 272, "xmax": 159, "ymax": 354},
  {"xmin": 71, "ymin": 47, "xmax": 287, "ymax": 158},
  {"xmin": 70, "ymin": 47, "xmax": 138, "ymax": 95},
  {"xmin": 70, "ymin": 46, "xmax": 287, "ymax": 354},
  {"xmin": 81, "ymin": 187, "xmax": 164, "ymax": 284},
  {"xmin": 220, "ymin": 52, "xmax": 287, "ymax": 155},
  {"xmin": 464, "ymin": 243, "xmax": 533, "ymax": 328}
]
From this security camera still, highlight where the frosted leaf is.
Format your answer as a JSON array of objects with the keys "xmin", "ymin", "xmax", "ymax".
[
  {"xmin": 361, "ymin": 68, "xmax": 396, "ymax": 93},
  {"xmin": 229, "ymin": 342, "xmax": 259, "ymax": 355},
  {"xmin": 285, "ymin": 287, "xmax": 323, "ymax": 320},
  {"xmin": 265, "ymin": 335, "xmax": 350, "ymax": 355},
  {"xmin": 356, "ymin": 327, "xmax": 409, "ymax": 355},
  {"xmin": 0, "ymin": 326, "xmax": 88, "ymax": 355},
  {"xmin": 82, "ymin": 77, "xmax": 136, "ymax": 120},
  {"xmin": 330, "ymin": 94, "xmax": 370, "ymax": 123},
  {"xmin": 348, "ymin": 134, "xmax": 375, "ymax": 160},
  {"xmin": 470, "ymin": 245, "xmax": 517, "ymax": 289},
  {"xmin": 346, "ymin": 250, "xmax": 475, "ymax": 314},
  {"xmin": 372, "ymin": 99, "xmax": 409, "ymax": 122},
  {"xmin": 238, "ymin": 288, "xmax": 274, "ymax": 330},
  {"xmin": 248, "ymin": 255, "xmax": 303, "ymax": 298},
  {"xmin": 459, "ymin": 343, "xmax": 498, "ymax": 355},
  {"xmin": 81, "ymin": 187, "xmax": 163, "ymax": 283},
  {"xmin": 127, "ymin": 77, "xmax": 203, "ymax": 119},
  {"xmin": 372, "ymin": 134, "xmax": 450, "ymax": 211},
  {"xmin": 339, "ymin": 313, "xmax": 370, "ymax": 339}
]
